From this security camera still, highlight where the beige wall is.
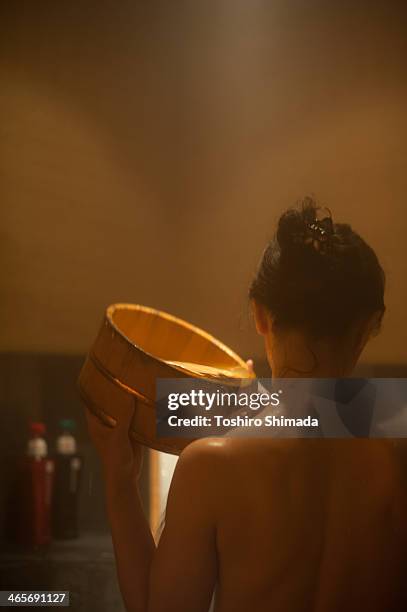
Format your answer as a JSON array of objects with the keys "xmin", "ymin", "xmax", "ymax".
[{"xmin": 1, "ymin": 1, "xmax": 406, "ymax": 365}]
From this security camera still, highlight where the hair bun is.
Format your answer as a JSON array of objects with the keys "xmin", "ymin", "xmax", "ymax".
[
  {"xmin": 276, "ymin": 197, "xmax": 333, "ymax": 254},
  {"xmin": 276, "ymin": 208, "xmax": 307, "ymax": 251}
]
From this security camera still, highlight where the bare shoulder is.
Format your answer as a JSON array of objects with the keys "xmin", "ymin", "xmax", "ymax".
[
  {"xmin": 176, "ymin": 437, "xmax": 235, "ymax": 471},
  {"xmin": 171, "ymin": 438, "xmax": 309, "ymax": 526},
  {"xmin": 178, "ymin": 436, "xmax": 269, "ymax": 463},
  {"xmin": 166, "ymin": 439, "xmax": 238, "ymax": 519},
  {"xmin": 175, "ymin": 437, "xmax": 252, "ymax": 483},
  {"xmin": 177, "ymin": 436, "xmax": 300, "ymax": 474}
]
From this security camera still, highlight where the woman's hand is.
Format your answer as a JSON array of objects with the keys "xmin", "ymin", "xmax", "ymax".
[
  {"xmin": 246, "ymin": 359, "xmax": 255, "ymax": 376},
  {"xmin": 85, "ymin": 400, "xmax": 144, "ymax": 489}
]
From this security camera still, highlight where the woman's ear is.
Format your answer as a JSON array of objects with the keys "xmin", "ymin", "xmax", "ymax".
[
  {"xmin": 252, "ymin": 300, "xmax": 270, "ymax": 336},
  {"xmin": 358, "ymin": 311, "xmax": 383, "ymax": 349},
  {"xmin": 348, "ymin": 311, "xmax": 382, "ymax": 368}
]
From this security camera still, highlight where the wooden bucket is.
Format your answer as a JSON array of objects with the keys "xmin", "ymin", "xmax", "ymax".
[{"xmin": 78, "ymin": 304, "xmax": 254, "ymax": 455}]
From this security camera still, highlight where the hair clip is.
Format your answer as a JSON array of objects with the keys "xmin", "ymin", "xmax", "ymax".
[{"xmin": 305, "ymin": 209, "xmax": 334, "ymax": 253}]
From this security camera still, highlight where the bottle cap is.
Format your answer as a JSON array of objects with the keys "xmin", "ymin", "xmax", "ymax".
[
  {"xmin": 30, "ymin": 422, "xmax": 46, "ymax": 436},
  {"xmin": 59, "ymin": 419, "xmax": 76, "ymax": 432}
]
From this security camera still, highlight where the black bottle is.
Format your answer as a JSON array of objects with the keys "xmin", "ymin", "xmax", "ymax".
[{"xmin": 52, "ymin": 419, "xmax": 82, "ymax": 539}]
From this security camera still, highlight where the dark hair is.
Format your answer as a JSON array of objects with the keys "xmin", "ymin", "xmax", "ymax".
[{"xmin": 249, "ymin": 197, "xmax": 385, "ymax": 339}]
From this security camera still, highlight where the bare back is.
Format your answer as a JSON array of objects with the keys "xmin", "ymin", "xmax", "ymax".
[{"xmin": 213, "ymin": 438, "xmax": 407, "ymax": 612}]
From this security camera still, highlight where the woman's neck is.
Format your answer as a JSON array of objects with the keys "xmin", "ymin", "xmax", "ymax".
[
  {"xmin": 272, "ymin": 362, "xmax": 349, "ymax": 378},
  {"xmin": 269, "ymin": 331, "xmax": 355, "ymax": 379}
]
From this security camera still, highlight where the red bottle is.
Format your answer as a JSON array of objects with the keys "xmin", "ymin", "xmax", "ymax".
[{"xmin": 18, "ymin": 422, "xmax": 55, "ymax": 548}]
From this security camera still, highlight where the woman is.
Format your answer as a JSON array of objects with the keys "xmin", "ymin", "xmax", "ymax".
[{"xmin": 87, "ymin": 198, "xmax": 407, "ymax": 612}]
